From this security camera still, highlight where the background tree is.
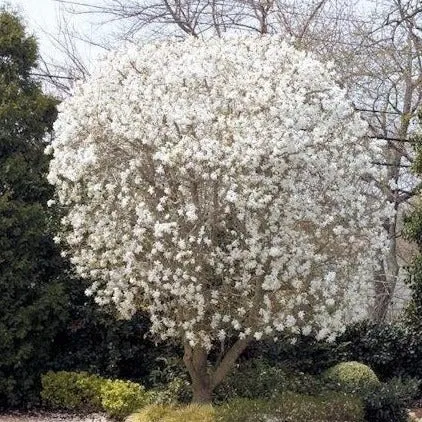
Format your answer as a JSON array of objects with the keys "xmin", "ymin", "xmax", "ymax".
[
  {"xmin": 0, "ymin": 9, "xmax": 180, "ymax": 408},
  {"xmin": 403, "ymin": 110, "xmax": 422, "ymax": 330},
  {"xmin": 48, "ymin": 36, "xmax": 389, "ymax": 403},
  {"xmin": 0, "ymin": 9, "xmax": 63, "ymax": 407}
]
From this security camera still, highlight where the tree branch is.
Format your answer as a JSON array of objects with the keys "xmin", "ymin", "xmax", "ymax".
[{"xmin": 211, "ymin": 336, "xmax": 251, "ymax": 389}]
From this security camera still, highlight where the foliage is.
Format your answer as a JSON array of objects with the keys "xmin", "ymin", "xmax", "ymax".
[
  {"xmin": 147, "ymin": 378, "xmax": 191, "ymax": 405},
  {"xmin": 0, "ymin": 9, "xmax": 65, "ymax": 408},
  {"xmin": 362, "ymin": 377, "xmax": 420, "ymax": 422},
  {"xmin": 146, "ymin": 356, "xmax": 191, "ymax": 404},
  {"xmin": 50, "ymin": 306, "xmax": 172, "ymax": 384},
  {"xmin": 323, "ymin": 361, "xmax": 380, "ymax": 394},
  {"xmin": 168, "ymin": 404, "xmax": 215, "ymax": 422},
  {"xmin": 129, "ymin": 404, "xmax": 215, "ymax": 422},
  {"xmin": 216, "ymin": 392, "xmax": 364, "ymax": 422},
  {"xmin": 100, "ymin": 379, "xmax": 148, "ymax": 419},
  {"xmin": 280, "ymin": 391, "xmax": 365, "ymax": 422},
  {"xmin": 41, "ymin": 371, "xmax": 148, "ymax": 419},
  {"xmin": 259, "ymin": 321, "xmax": 422, "ymax": 382},
  {"xmin": 245, "ymin": 335, "xmax": 349, "ymax": 374},
  {"xmin": 128, "ymin": 404, "xmax": 177, "ymax": 422},
  {"xmin": 214, "ymin": 359, "xmax": 327, "ymax": 402},
  {"xmin": 338, "ymin": 321, "xmax": 421, "ymax": 381},
  {"xmin": 403, "ymin": 256, "xmax": 422, "ymax": 332},
  {"xmin": 41, "ymin": 371, "xmax": 103, "ymax": 411},
  {"xmin": 129, "ymin": 392, "xmax": 364, "ymax": 422}
]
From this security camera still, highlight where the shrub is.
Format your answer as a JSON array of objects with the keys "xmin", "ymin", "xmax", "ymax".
[
  {"xmin": 215, "ymin": 358, "xmax": 328, "ymax": 403},
  {"xmin": 100, "ymin": 379, "xmax": 148, "ymax": 419},
  {"xmin": 245, "ymin": 335, "xmax": 347, "ymax": 374},
  {"xmin": 147, "ymin": 378, "xmax": 191, "ymax": 405},
  {"xmin": 216, "ymin": 392, "xmax": 364, "ymax": 422},
  {"xmin": 216, "ymin": 398, "xmax": 275, "ymax": 422},
  {"xmin": 280, "ymin": 391, "xmax": 365, "ymax": 422},
  {"xmin": 41, "ymin": 371, "xmax": 103, "ymax": 411},
  {"xmin": 362, "ymin": 377, "xmax": 420, "ymax": 422},
  {"xmin": 337, "ymin": 321, "xmax": 422, "ymax": 381},
  {"xmin": 147, "ymin": 357, "xmax": 191, "ymax": 404},
  {"xmin": 129, "ymin": 392, "xmax": 364, "ymax": 422},
  {"xmin": 129, "ymin": 404, "xmax": 215, "ymax": 422},
  {"xmin": 41, "ymin": 371, "xmax": 148, "ymax": 419},
  {"xmin": 323, "ymin": 361, "xmax": 380, "ymax": 394}
]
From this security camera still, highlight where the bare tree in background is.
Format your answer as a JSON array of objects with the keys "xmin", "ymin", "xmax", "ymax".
[
  {"xmin": 48, "ymin": 0, "xmax": 422, "ymax": 321},
  {"xmin": 341, "ymin": 0, "xmax": 422, "ymax": 321}
]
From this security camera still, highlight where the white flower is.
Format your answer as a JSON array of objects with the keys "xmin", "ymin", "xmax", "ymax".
[{"xmin": 48, "ymin": 35, "xmax": 388, "ymax": 349}]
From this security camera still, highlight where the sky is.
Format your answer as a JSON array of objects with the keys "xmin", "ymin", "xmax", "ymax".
[
  {"xmin": 6, "ymin": 0, "xmax": 73, "ymax": 57},
  {"xmin": 4, "ymin": 0, "xmax": 106, "ymax": 69}
]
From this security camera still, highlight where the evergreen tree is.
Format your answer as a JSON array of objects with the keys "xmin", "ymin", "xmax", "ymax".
[
  {"xmin": 0, "ymin": 13, "xmax": 176, "ymax": 408},
  {"xmin": 0, "ymin": 10, "xmax": 65, "ymax": 407}
]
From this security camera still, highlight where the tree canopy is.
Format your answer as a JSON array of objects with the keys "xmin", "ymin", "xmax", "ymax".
[
  {"xmin": 48, "ymin": 36, "xmax": 390, "ymax": 402},
  {"xmin": 0, "ymin": 10, "xmax": 62, "ymax": 407}
]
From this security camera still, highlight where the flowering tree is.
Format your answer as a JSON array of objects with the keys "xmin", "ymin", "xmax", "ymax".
[{"xmin": 48, "ymin": 36, "xmax": 389, "ymax": 403}]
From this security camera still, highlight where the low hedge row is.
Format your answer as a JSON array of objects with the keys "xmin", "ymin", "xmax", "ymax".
[
  {"xmin": 41, "ymin": 371, "xmax": 148, "ymax": 419},
  {"xmin": 130, "ymin": 392, "xmax": 364, "ymax": 422}
]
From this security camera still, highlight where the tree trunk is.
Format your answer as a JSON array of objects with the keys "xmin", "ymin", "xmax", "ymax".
[
  {"xmin": 183, "ymin": 344, "xmax": 213, "ymax": 403},
  {"xmin": 372, "ymin": 215, "xmax": 400, "ymax": 322},
  {"xmin": 183, "ymin": 337, "xmax": 251, "ymax": 403},
  {"xmin": 191, "ymin": 377, "xmax": 213, "ymax": 404}
]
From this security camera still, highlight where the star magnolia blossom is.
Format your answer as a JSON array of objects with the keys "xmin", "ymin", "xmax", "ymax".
[{"xmin": 48, "ymin": 36, "xmax": 390, "ymax": 349}]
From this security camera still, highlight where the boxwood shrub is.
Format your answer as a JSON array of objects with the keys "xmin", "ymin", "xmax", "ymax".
[{"xmin": 41, "ymin": 371, "xmax": 148, "ymax": 419}]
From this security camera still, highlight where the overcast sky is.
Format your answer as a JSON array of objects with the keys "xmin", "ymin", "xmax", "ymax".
[
  {"xmin": 7, "ymin": 0, "xmax": 70, "ymax": 56},
  {"xmin": 4, "ymin": 0, "xmax": 107, "ymax": 69}
]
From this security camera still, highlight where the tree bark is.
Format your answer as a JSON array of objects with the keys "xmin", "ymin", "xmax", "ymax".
[
  {"xmin": 183, "ymin": 344, "xmax": 213, "ymax": 403},
  {"xmin": 183, "ymin": 336, "xmax": 252, "ymax": 403},
  {"xmin": 211, "ymin": 337, "xmax": 251, "ymax": 390}
]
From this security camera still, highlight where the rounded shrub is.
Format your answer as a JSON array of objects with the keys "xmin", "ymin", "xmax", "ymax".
[
  {"xmin": 100, "ymin": 379, "xmax": 148, "ymax": 419},
  {"xmin": 323, "ymin": 361, "xmax": 380, "ymax": 393},
  {"xmin": 41, "ymin": 371, "xmax": 103, "ymax": 411}
]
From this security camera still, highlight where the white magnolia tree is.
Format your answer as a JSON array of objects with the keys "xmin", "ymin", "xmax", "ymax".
[{"xmin": 48, "ymin": 36, "xmax": 390, "ymax": 402}]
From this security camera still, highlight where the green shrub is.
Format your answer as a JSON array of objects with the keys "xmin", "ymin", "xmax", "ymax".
[
  {"xmin": 215, "ymin": 359, "xmax": 328, "ymax": 402},
  {"xmin": 362, "ymin": 377, "xmax": 420, "ymax": 422},
  {"xmin": 216, "ymin": 398, "xmax": 278, "ymax": 422},
  {"xmin": 100, "ymin": 379, "xmax": 148, "ymax": 419},
  {"xmin": 279, "ymin": 391, "xmax": 365, "ymax": 422},
  {"xmin": 216, "ymin": 392, "xmax": 364, "ymax": 422},
  {"xmin": 147, "ymin": 377, "xmax": 191, "ymax": 405},
  {"xmin": 323, "ymin": 361, "xmax": 380, "ymax": 394},
  {"xmin": 246, "ymin": 335, "xmax": 347, "ymax": 374},
  {"xmin": 129, "ymin": 404, "xmax": 215, "ymax": 422},
  {"xmin": 338, "ymin": 321, "xmax": 418, "ymax": 381},
  {"xmin": 41, "ymin": 371, "xmax": 103, "ymax": 411},
  {"xmin": 41, "ymin": 371, "xmax": 148, "ymax": 419},
  {"xmin": 130, "ymin": 392, "xmax": 363, "ymax": 422}
]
